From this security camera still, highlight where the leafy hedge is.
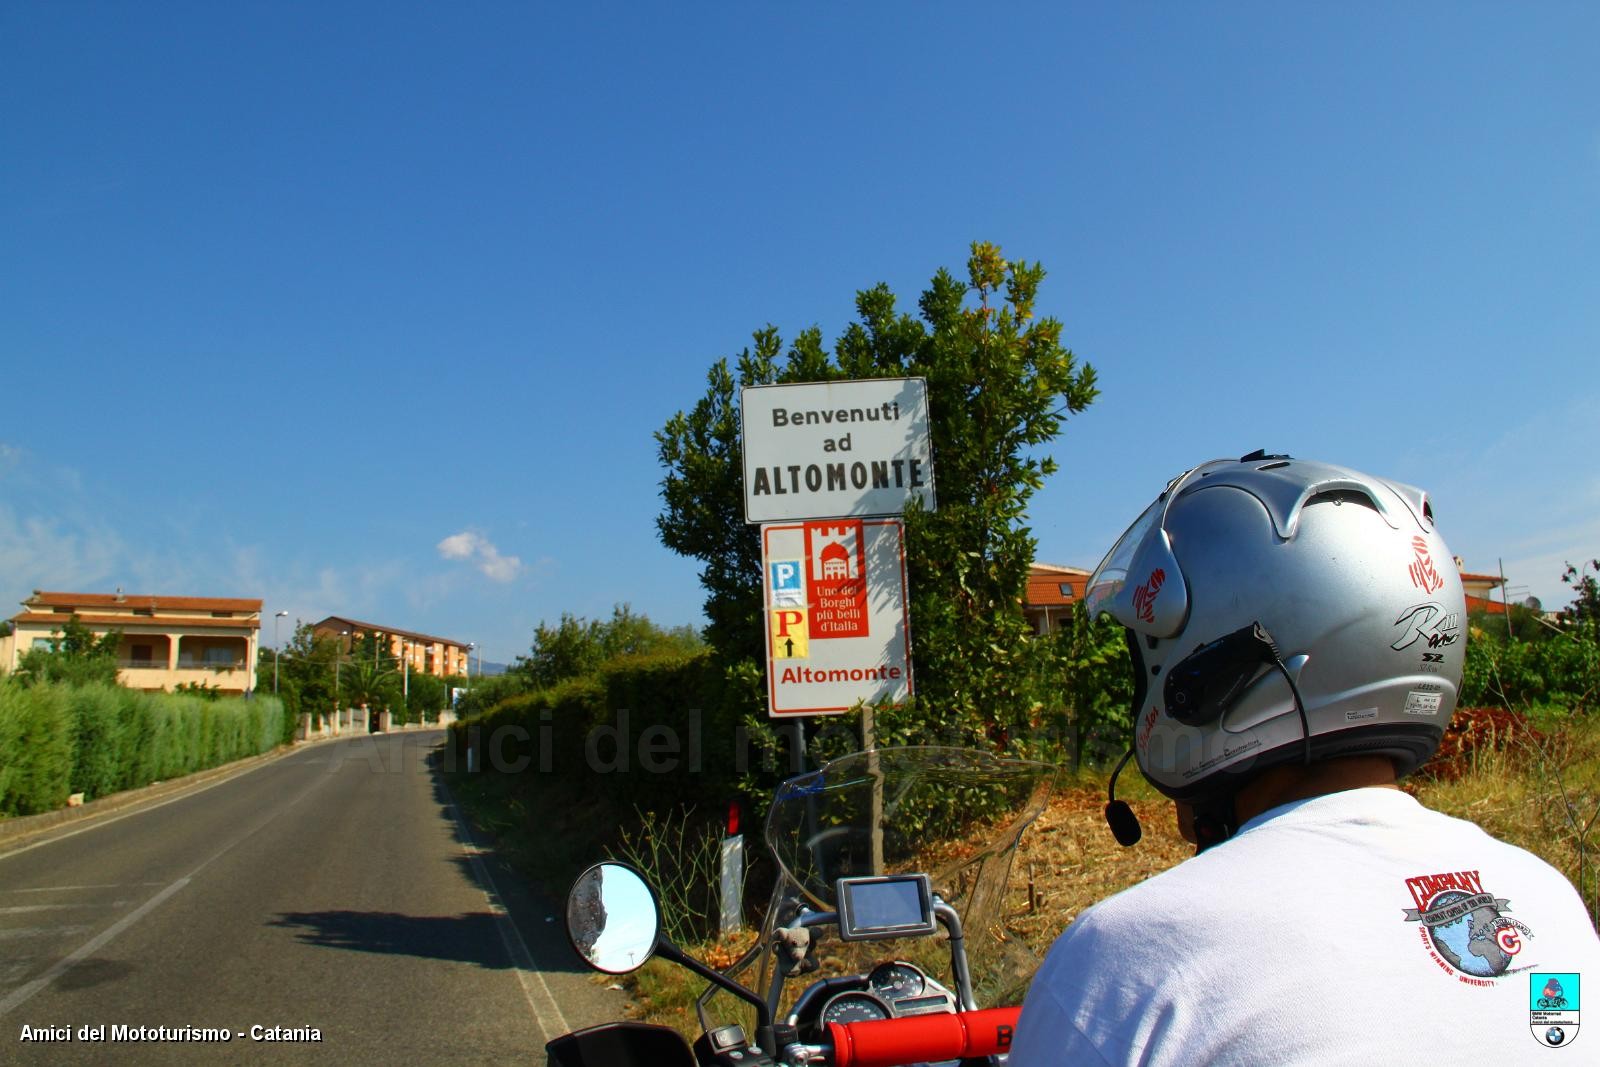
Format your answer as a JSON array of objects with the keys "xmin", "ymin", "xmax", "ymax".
[
  {"xmin": 0, "ymin": 677, "xmax": 285, "ymax": 816},
  {"xmin": 446, "ymin": 651, "xmax": 762, "ymax": 817}
]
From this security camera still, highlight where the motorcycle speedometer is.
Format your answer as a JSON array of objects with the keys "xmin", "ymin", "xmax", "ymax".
[
  {"xmin": 869, "ymin": 961, "xmax": 925, "ymax": 999},
  {"xmin": 819, "ymin": 991, "xmax": 892, "ymax": 1026}
]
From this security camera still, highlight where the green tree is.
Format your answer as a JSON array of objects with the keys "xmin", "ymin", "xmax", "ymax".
[
  {"xmin": 514, "ymin": 604, "xmax": 701, "ymax": 689},
  {"xmin": 341, "ymin": 632, "xmax": 401, "ymax": 713},
  {"xmin": 1048, "ymin": 605, "xmax": 1136, "ymax": 767},
  {"xmin": 656, "ymin": 243, "xmax": 1098, "ymax": 752},
  {"xmin": 1559, "ymin": 558, "xmax": 1600, "ymax": 710},
  {"xmin": 15, "ymin": 616, "xmax": 122, "ymax": 688},
  {"xmin": 516, "ymin": 613, "xmax": 605, "ymax": 687},
  {"xmin": 257, "ymin": 623, "xmax": 342, "ymax": 735},
  {"xmin": 404, "ymin": 670, "xmax": 449, "ymax": 722},
  {"xmin": 1562, "ymin": 559, "xmax": 1600, "ymax": 637}
]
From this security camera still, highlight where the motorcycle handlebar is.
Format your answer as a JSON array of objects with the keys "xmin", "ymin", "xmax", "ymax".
[{"xmin": 826, "ymin": 1006, "xmax": 1020, "ymax": 1067}]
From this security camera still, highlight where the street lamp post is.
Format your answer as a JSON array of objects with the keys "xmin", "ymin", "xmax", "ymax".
[
  {"xmin": 273, "ymin": 610, "xmax": 288, "ymax": 694},
  {"xmin": 335, "ymin": 629, "xmax": 349, "ymax": 714}
]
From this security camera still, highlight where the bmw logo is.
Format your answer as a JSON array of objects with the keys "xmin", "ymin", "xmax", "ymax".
[{"xmin": 1546, "ymin": 1026, "xmax": 1566, "ymax": 1046}]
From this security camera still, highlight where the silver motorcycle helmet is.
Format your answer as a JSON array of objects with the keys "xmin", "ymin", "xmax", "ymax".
[{"xmin": 1087, "ymin": 452, "xmax": 1466, "ymax": 807}]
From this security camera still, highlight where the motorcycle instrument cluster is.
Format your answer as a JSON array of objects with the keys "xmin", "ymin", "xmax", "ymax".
[{"xmin": 809, "ymin": 962, "xmax": 958, "ymax": 1040}]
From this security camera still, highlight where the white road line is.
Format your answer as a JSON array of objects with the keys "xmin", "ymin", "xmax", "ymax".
[
  {"xmin": 0, "ymin": 756, "xmax": 338, "ymax": 1020},
  {"xmin": 1, "ymin": 883, "xmax": 165, "ymax": 894},
  {"xmin": 0, "ymin": 904, "xmax": 82, "ymax": 915},
  {"xmin": 0, "ymin": 882, "xmax": 188, "ymax": 1016},
  {"xmin": 442, "ymin": 787, "xmax": 571, "ymax": 1043},
  {"xmin": 0, "ymin": 925, "xmax": 92, "ymax": 940}
]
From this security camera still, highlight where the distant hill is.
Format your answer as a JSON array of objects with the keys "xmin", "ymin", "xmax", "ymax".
[{"xmin": 475, "ymin": 660, "xmax": 509, "ymax": 677}]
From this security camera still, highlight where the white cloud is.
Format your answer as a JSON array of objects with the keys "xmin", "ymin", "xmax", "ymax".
[{"xmin": 436, "ymin": 530, "xmax": 523, "ymax": 583}]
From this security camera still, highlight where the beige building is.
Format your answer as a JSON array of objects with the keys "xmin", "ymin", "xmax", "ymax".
[
  {"xmin": 2, "ymin": 590, "xmax": 262, "ymax": 695},
  {"xmin": 310, "ymin": 616, "xmax": 472, "ymax": 678}
]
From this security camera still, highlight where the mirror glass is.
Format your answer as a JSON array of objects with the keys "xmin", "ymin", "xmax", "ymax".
[{"xmin": 567, "ymin": 862, "xmax": 661, "ymax": 974}]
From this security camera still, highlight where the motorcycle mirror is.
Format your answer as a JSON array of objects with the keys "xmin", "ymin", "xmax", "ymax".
[{"xmin": 566, "ymin": 861, "xmax": 663, "ymax": 975}]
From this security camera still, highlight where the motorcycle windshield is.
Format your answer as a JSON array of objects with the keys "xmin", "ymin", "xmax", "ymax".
[{"xmin": 756, "ymin": 746, "xmax": 1058, "ymax": 1010}]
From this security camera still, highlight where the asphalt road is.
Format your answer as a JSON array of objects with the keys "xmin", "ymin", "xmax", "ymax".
[{"xmin": 0, "ymin": 730, "xmax": 624, "ymax": 1064}]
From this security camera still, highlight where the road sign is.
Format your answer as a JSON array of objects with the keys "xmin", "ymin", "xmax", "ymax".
[
  {"xmin": 741, "ymin": 378, "xmax": 934, "ymax": 523},
  {"xmin": 760, "ymin": 518, "xmax": 911, "ymax": 716}
]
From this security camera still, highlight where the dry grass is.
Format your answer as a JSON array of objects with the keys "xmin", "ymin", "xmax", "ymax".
[
  {"xmin": 1004, "ymin": 781, "xmax": 1193, "ymax": 952},
  {"xmin": 1410, "ymin": 711, "xmax": 1600, "ymax": 929}
]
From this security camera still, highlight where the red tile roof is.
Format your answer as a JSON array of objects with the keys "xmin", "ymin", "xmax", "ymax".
[
  {"xmin": 24, "ymin": 591, "xmax": 263, "ymax": 613},
  {"xmin": 312, "ymin": 616, "xmax": 467, "ymax": 648},
  {"xmin": 13, "ymin": 612, "xmax": 259, "ymax": 630},
  {"xmin": 1025, "ymin": 564, "xmax": 1090, "ymax": 608}
]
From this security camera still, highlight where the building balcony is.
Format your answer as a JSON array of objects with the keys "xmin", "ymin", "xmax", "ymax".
[{"xmin": 117, "ymin": 657, "xmax": 247, "ymax": 671}]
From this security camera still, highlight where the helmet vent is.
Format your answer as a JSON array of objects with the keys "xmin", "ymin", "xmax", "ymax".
[
  {"xmin": 1258, "ymin": 460, "xmax": 1290, "ymax": 471},
  {"xmin": 1308, "ymin": 488, "xmax": 1379, "ymax": 512}
]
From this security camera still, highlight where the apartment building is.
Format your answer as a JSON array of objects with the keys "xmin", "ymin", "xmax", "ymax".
[
  {"xmin": 310, "ymin": 616, "xmax": 473, "ymax": 678},
  {"xmin": 2, "ymin": 590, "xmax": 262, "ymax": 695}
]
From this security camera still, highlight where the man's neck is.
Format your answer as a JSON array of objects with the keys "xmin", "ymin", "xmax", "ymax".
[{"xmin": 1233, "ymin": 755, "xmax": 1400, "ymax": 826}]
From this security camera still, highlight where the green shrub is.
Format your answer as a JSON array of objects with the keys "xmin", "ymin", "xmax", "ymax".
[
  {"xmin": 0, "ymin": 678, "xmax": 19, "ymax": 804},
  {"xmin": 68, "ymin": 684, "xmax": 131, "ymax": 802},
  {"xmin": 0, "ymin": 680, "xmax": 285, "ymax": 816},
  {"xmin": 0, "ymin": 679, "xmax": 74, "ymax": 815}
]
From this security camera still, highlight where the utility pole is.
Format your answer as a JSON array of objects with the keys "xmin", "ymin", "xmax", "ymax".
[{"xmin": 1499, "ymin": 558, "xmax": 1514, "ymax": 642}]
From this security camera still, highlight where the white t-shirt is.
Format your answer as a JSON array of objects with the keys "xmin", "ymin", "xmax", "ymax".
[{"xmin": 1010, "ymin": 788, "xmax": 1600, "ymax": 1065}]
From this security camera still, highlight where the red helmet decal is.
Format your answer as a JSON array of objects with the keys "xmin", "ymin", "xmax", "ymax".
[
  {"xmin": 1133, "ymin": 568, "xmax": 1166, "ymax": 624},
  {"xmin": 1407, "ymin": 535, "xmax": 1444, "ymax": 594}
]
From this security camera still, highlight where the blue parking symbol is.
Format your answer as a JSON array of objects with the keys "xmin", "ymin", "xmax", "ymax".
[{"xmin": 770, "ymin": 560, "xmax": 804, "ymax": 605}]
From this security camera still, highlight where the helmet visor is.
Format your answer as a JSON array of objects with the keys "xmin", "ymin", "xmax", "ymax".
[{"xmin": 1085, "ymin": 495, "xmax": 1164, "ymax": 620}]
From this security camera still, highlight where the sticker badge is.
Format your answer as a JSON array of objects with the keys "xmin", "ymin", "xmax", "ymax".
[
  {"xmin": 1133, "ymin": 568, "xmax": 1166, "ymax": 625},
  {"xmin": 1404, "ymin": 688, "xmax": 1444, "ymax": 716},
  {"xmin": 1400, "ymin": 870, "xmax": 1533, "ymax": 985},
  {"xmin": 804, "ymin": 522, "xmax": 869, "ymax": 639},
  {"xmin": 1391, "ymin": 602, "xmax": 1462, "ymax": 652},
  {"xmin": 769, "ymin": 559, "xmax": 805, "ymax": 607},
  {"xmin": 769, "ymin": 609, "xmax": 810, "ymax": 659},
  {"xmin": 1531, "ymin": 973, "xmax": 1580, "ymax": 1048},
  {"xmin": 1408, "ymin": 535, "xmax": 1444, "ymax": 593}
]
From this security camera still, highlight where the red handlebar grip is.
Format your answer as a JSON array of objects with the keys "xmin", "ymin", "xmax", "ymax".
[{"xmin": 828, "ymin": 1006, "xmax": 1021, "ymax": 1067}]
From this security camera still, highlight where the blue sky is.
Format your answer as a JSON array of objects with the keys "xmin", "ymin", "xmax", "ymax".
[{"xmin": 3, "ymin": 3, "xmax": 1597, "ymax": 664}]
